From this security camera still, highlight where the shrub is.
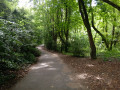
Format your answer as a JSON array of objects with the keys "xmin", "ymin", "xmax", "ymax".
[
  {"xmin": 0, "ymin": 19, "xmax": 41, "ymax": 85},
  {"xmin": 97, "ymin": 48, "xmax": 120, "ymax": 61},
  {"xmin": 69, "ymin": 34, "xmax": 89, "ymax": 57}
]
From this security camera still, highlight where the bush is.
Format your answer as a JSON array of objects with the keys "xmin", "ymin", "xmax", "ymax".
[
  {"xmin": 32, "ymin": 48, "xmax": 41, "ymax": 57},
  {"xmin": 45, "ymin": 36, "xmax": 54, "ymax": 50},
  {"xmin": 97, "ymin": 48, "xmax": 120, "ymax": 61},
  {"xmin": 69, "ymin": 34, "xmax": 89, "ymax": 57},
  {"xmin": 0, "ymin": 59, "xmax": 19, "ymax": 71},
  {"xmin": 0, "ymin": 19, "xmax": 41, "ymax": 85},
  {"xmin": 0, "ymin": 72, "xmax": 15, "ymax": 85},
  {"xmin": 24, "ymin": 53, "xmax": 36, "ymax": 63}
]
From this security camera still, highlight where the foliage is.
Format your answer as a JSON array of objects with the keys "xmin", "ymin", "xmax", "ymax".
[
  {"xmin": 0, "ymin": 0, "xmax": 41, "ymax": 85},
  {"xmin": 69, "ymin": 34, "xmax": 89, "ymax": 57},
  {"xmin": 0, "ymin": 18, "xmax": 41, "ymax": 85},
  {"xmin": 1, "ymin": 0, "xmax": 120, "ymax": 87},
  {"xmin": 33, "ymin": 0, "xmax": 120, "ymax": 59},
  {"xmin": 98, "ymin": 48, "xmax": 120, "ymax": 61}
]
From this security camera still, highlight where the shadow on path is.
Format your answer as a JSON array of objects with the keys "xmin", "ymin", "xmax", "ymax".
[{"xmin": 10, "ymin": 46, "xmax": 88, "ymax": 90}]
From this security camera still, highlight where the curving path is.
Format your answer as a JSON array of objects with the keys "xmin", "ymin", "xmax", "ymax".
[{"xmin": 10, "ymin": 46, "xmax": 88, "ymax": 90}]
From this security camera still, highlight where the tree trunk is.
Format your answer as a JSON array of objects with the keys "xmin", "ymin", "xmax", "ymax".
[
  {"xmin": 64, "ymin": 2, "xmax": 71, "ymax": 52},
  {"xmin": 52, "ymin": 14, "xmax": 57, "ymax": 51},
  {"xmin": 65, "ymin": 5, "xmax": 68, "ymax": 52},
  {"xmin": 78, "ymin": 0, "xmax": 97, "ymax": 59},
  {"xmin": 110, "ymin": 24, "xmax": 115, "ymax": 50}
]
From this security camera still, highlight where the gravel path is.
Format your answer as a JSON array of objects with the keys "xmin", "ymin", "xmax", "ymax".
[{"xmin": 9, "ymin": 46, "xmax": 88, "ymax": 90}]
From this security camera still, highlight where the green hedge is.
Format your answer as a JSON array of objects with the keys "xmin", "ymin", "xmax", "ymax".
[{"xmin": 0, "ymin": 19, "xmax": 41, "ymax": 85}]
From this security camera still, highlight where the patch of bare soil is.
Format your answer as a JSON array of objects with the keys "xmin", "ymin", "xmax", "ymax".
[{"xmin": 58, "ymin": 54, "xmax": 120, "ymax": 90}]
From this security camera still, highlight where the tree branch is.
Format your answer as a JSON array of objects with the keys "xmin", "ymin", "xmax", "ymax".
[
  {"xmin": 102, "ymin": 0, "xmax": 120, "ymax": 11},
  {"xmin": 92, "ymin": 12, "xmax": 109, "ymax": 48}
]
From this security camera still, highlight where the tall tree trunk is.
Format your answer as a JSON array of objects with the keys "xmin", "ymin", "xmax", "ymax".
[
  {"xmin": 58, "ymin": 8, "xmax": 65, "ymax": 52},
  {"xmin": 110, "ymin": 20, "xmax": 116, "ymax": 50},
  {"xmin": 105, "ymin": 19, "xmax": 108, "ymax": 37},
  {"xmin": 64, "ymin": 3, "xmax": 71, "ymax": 52},
  {"xmin": 65, "ymin": 5, "xmax": 68, "ymax": 52},
  {"xmin": 78, "ymin": 0, "xmax": 97, "ymax": 59},
  {"xmin": 52, "ymin": 14, "xmax": 57, "ymax": 51},
  {"xmin": 110, "ymin": 25, "xmax": 115, "ymax": 50}
]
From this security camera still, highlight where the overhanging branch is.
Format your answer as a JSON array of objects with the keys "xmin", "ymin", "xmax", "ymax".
[{"xmin": 102, "ymin": 0, "xmax": 120, "ymax": 11}]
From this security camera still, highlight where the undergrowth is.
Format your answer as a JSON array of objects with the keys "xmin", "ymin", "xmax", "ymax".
[
  {"xmin": 0, "ymin": 19, "xmax": 41, "ymax": 86},
  {"xmin": 97, "ymin": 48, "xmax": 120, "ymax": 61}
]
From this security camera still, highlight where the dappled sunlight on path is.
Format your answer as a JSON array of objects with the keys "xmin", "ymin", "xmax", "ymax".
[
  {"xmin": 9, "ymin": 45, "xmax": 120, "ymax": 90},
  {"xmin": 10, "ymin": 46, "xmax": 88, "ymax": 90}
]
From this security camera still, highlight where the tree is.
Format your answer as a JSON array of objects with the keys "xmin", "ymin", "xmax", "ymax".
[
  {"xmin": 102, "ymin": 0, "xmax": 120, "ymax": 11},
  {"xmin": 33, "ymin": 0, "xmax": 120, "ymax": 58},
  {"xmin": 0, "ymin": 1, "xmax": 11, "ymax": 19},
  {"xmin": 78, "ymin": 0, "xmax": 97, "ymax": 59},
  {"xmin": 91, "ymin": 12, "xmax": 109, "ymax": 49}
]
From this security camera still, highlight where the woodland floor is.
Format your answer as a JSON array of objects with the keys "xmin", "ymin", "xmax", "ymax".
[
  {"xmin": 2, "ymin": 46, "xmax": 120, "ymax": 90},
  {"xmin": 58, "ymin": 53, "xmax": 120, "ymax": 90}
]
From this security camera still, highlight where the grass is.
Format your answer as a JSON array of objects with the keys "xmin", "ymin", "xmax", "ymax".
[
  {"xmin": 97, "ymin": 48, "xmax": 120, "ymax": 61},
  {"xmin": 62, "ymin": 52, "xmax": 73, "ymax": 56}
]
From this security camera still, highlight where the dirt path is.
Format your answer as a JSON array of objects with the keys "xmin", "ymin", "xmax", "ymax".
[{"xmin": 9, "ymin": 46, "xmax": 88, "ymax": 90}]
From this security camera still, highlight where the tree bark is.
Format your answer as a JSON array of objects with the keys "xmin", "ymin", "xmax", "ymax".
[
  {"xmin": 52, "ymin": 14, "xmax": 57, "ymax": 51},
  {"xmin": 64, "ymin": 4, "xmax": 69, "ymax": 52},
  {"xmin": 64, "ymin": 4, "xmax": 71, "ymax": 52},
  {"xmin": 110, "ymin": 25, "xmax": 115, "ymax": 50},
  {"xmin": 102, "ymin": 0, "xmax": 120, "ymax": 11},
  {"xmin": 78, "ymin": 0, "xmax": 97, "ymax": 59}
]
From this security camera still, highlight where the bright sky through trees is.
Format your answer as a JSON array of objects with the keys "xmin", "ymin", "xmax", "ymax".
[
  {"xmin": 92, "ymin": 0, "xmax": 97, "ymax": 6},
  {"xmin": 18, "ymin": 0, "xmax": 33, "ymax": 8},
  {"xmin": 18, "ymin": 0, "xmax": 97, "ymax": 8}
]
